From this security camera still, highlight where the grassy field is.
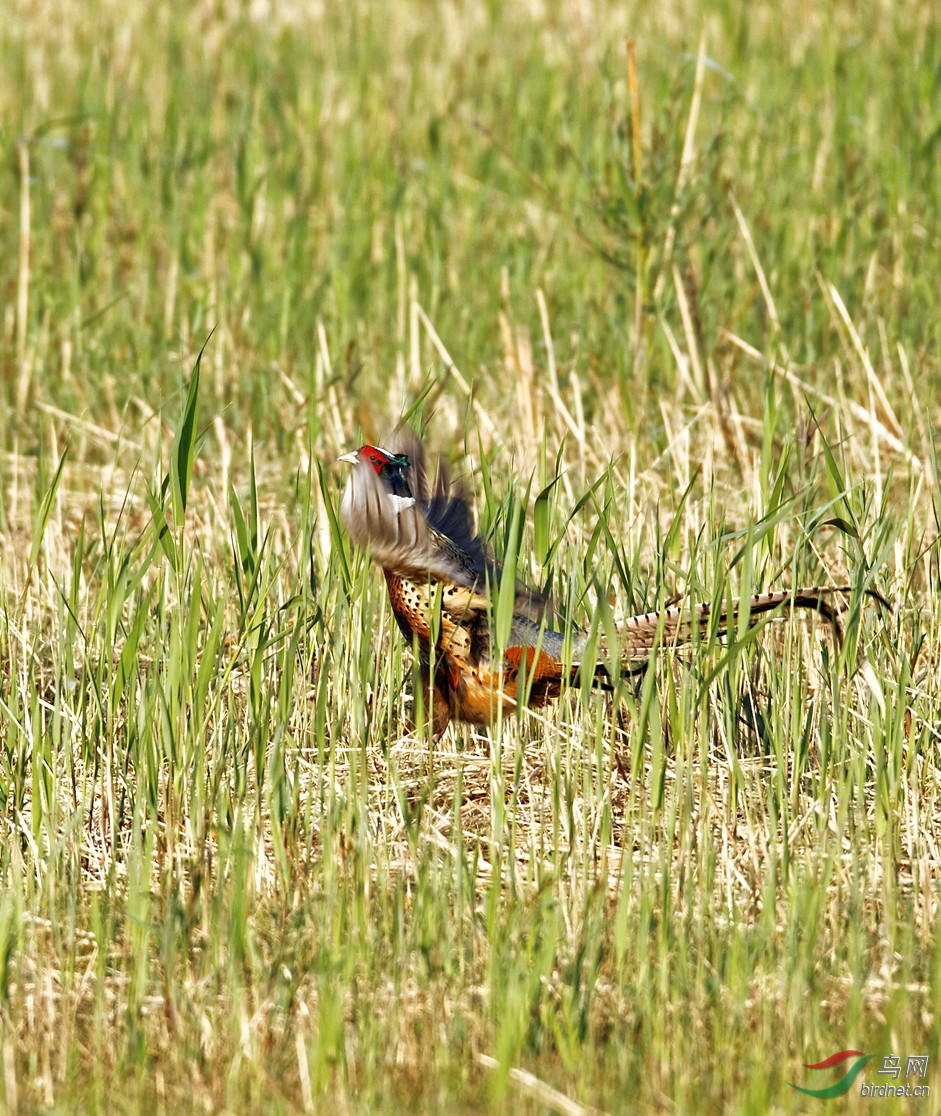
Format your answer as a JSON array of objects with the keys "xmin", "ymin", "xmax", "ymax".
[{"xmin": 2, "ymin": 0, "xmax": 940, "ymax": 1111}]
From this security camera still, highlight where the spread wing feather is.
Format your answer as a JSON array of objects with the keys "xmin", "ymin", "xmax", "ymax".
[
  {"xmin": 340, "ymin": 429, "xmax": 545, "ymax": 619},
  {"xmin": 340, "ymin": 457, "xmax": 481, "ymax": 588}
]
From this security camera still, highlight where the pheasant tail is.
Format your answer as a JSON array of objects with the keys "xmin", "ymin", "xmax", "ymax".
[{"xmin": 616, "ymin": 586, "xmax": 855, "ymax": 660}]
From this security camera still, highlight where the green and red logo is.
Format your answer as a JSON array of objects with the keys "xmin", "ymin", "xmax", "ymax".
[{"xmin": 790, "ymin": 1050, "xmax": 875, "ymax": 1098}]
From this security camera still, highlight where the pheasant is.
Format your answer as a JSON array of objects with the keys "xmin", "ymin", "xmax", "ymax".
[{"xmin": 339, "ymin": 431, "xmax": 880, "ymax": 734}]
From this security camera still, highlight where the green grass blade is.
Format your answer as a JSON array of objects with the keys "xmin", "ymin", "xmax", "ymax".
[
  {"xmin": 170, "ymin": 333, "xmax": 211, "ymax": 528},
  {"xmin": 29, "ymin": 440, "xmax": 69, "ymax": 569}
]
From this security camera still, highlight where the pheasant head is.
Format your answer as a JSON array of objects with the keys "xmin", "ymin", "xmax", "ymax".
[{"xmin": 338, "ymin": 445, "xmax": 416, "ymax": 511}]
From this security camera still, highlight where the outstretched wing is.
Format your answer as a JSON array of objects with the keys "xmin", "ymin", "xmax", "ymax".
[
  {"xmin": 387, "ymin": 428, "xmax": 547, "ymax": 620},
  {"xmin": 340, "ymin": 455, "xmax": 481, "ymax": 588},
  {"xmin": 386, "ymin": 428, "xmax": 492, "ymax": 580},
  {"xmin": 340, "ymin": 428, "xmax": 546, "ymax": 619}
]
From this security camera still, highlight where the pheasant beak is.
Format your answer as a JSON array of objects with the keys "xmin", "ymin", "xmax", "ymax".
[{"xmin": 337, "ymin": 450, "xmax": 360, "ymax": 465}]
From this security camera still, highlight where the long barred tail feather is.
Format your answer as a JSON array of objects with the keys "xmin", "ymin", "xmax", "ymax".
[{"xmin": 614, "ymin": 586, "xmax": 889, "ymax": 662}]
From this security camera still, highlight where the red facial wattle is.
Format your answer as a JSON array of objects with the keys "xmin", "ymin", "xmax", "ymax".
[{"xmin": 358, "ymin": 445, "xmax": 389, "ymax": 473}]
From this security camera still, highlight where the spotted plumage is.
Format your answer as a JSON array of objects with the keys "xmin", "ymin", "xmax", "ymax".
[{"xmin": 339, "ymin": 431, "xmax": 886, "ymax": 734}]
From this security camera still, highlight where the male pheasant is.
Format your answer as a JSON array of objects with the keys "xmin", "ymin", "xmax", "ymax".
[{"xmin": 339, "ymin": 431, "xmax": 878, "ymax": 734}]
